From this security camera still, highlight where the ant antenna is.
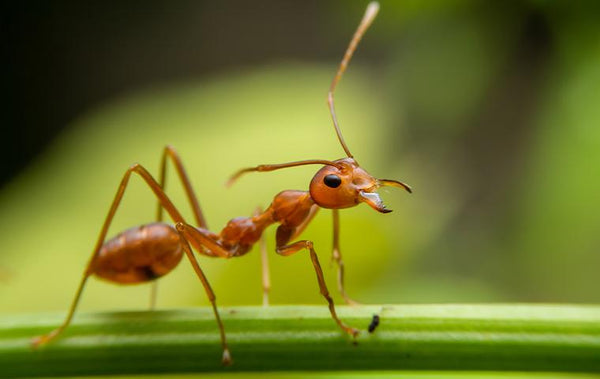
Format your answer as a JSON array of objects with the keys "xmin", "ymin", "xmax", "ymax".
[
  {"xmin": 227, "ymin": 3, "xmax": 380, "ymax": 188},
  {"xmin": 226, "ymin": 159, "xmax": 342, "ymax": 187},
  {"xmin": 328, "ymin": 2, "xmax": 380, "ymax": 159}
]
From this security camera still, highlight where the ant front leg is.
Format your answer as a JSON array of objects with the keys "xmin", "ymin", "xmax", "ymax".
[
  {"xmin": 332, "ymin": 209, "xmax": 360, "ymax": 306},
  {"xmin": 276, "ymin": 237, "xmax": 359, "ymax": 338}
]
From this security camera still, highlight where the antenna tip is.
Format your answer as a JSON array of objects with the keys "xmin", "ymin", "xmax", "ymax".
[{"xmin": 366, "ymin": 2, "xmax": 380, "ymax": 19}]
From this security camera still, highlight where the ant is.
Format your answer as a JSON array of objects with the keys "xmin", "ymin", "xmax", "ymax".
[
  {"xmin": 31, "ymin": 2, "xmax": 410, "ymax": 366},
  {"xmin": 368, "ymin": 314, "xmax": 381, "ymax": 333}
]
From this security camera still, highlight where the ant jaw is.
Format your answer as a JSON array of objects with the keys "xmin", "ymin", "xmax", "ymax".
[
  {"xmin": 358, "ymin": 190, "xmax": 392, "ymax": 213},
  {"xmin": 378, "ymin": 179, "xmax": 412, "ymax": 194},
  {"xmin": 358, "ymin": 177, "xmax": 412, "ymax": 213}
]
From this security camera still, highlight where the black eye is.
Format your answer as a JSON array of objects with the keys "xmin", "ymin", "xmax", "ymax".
[{"xmin": 323, "ymin": 174, "xmax": 342, "ymax": 188}]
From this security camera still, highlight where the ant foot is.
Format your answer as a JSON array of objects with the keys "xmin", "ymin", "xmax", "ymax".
[
  {"xmin": 31, "ymin": 328, "xmax": 60, "ymax": 349},
  {"xmin": 31, "ymin": 334, "xmax": 50, "ymax": 349},
  {"xmin": 347, "ymin": 327, "xmax": 360, "ymax": 339},
  {"xmin": 222, "ymin": 348, "xmax": 233, "ymax": 366}
]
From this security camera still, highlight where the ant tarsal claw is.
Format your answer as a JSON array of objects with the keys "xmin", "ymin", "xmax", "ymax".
[{"xmin": 222, "ymin": 348, "xmax": 233, "ymax": 366}]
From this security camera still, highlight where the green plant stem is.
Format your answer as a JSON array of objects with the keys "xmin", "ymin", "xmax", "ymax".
[{"xmin": 1, "ymin": 304, "xmax": 599, "ymax": 377}]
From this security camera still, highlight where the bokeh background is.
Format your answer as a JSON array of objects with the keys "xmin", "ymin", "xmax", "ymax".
[{"xmin": 1, "ymin": 0, "xmax": 599, "ymax": 314}]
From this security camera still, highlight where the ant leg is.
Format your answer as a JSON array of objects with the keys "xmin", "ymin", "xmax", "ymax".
[
  {"xmin": 257, "ymin": 205, "xmax": 318, "ymax": 306},
  {"xmin": 276, "ymin": 240, "xmax": 359, "ymax": 338},
  {"xmin": 31, "ymin": 270, "xmax": 90, "ymax": 347},
  {"xmin": 33, "ymin": 164, "xmax": 187, "ymax": 348},
  {"xmin": 332, "ymin": 210, "xmax": 360, "ymax": 306},
  {"xmin": 259, "ymin": 233, "xmax": 270, "ymax": 306},
  {"xmin": 156, "ymin": 145, "xmax": 207, "ymax": 228},
  {"xmin": 151, "ymin": 146, "xmax": 208, "ymax": 309},
  {"xmin": 175, "ymin": 222, "xmax": 233, "ymax": 258},
  {"xmin": 256, "ymin": 205, "xmax": 319, "ymax": 307},
  {"xmin": 149, "ymin": 281, "xmax": 159, "ymax": 310},
  {"xmin": 253, "ymin": 207, "xmax": 271, "ymax": 306},
  {"xmin": 175, "ymin": 225, "xmax": 231, "ymax": 366}
]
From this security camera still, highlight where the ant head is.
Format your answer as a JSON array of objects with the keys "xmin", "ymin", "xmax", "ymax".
[
  {"xmin": 309, "ymin": 158, "xmax": 411, "ymax": 213},
  {"xmin": 227, "ymin": 2, "xmax": 411, "ymax": 209},
  {"xmin": 308, "ymin": 2, "xmax": 410, "ymax": 213}
]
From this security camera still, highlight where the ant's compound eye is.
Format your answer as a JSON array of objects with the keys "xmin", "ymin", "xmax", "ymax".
[{"xmin": 323, "ymin": 174, "xmax": 342, "ymax": 188}]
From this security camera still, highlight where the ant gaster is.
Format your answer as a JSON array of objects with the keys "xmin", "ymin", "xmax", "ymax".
[{"xmin": 31, "ymin": 2, "xmax": 411, "ymax": 366}]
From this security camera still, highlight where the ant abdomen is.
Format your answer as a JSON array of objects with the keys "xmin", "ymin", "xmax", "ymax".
[{"xmin": 92, "ymin": 223, "xmax": 183, "ymax": 284}]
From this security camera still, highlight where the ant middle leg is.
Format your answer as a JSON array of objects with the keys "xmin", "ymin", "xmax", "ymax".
[
  {"xmin": 156, "ymin": 145, "xmax": 207, "ymax": 227},
  {"xmin": 259, "ymin": 233, "xmax": 270, "ymax": 306},
  {"xmin": 252, "ymin": 207, "xmax": 271, "ymax": 306},
  {"xmin": 276, "ymin": 240, "xmax": 359, "ymax": 338},
  {"xmin": 331, "ymin": 209, "xmax": 360, "ymax": 306},
  {"xmin": 151, "ymin": 145, "xmax": 209, "ymax": 309}
]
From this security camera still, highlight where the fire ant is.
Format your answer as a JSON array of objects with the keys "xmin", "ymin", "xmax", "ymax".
[{"xmin": 31, "ymin": 2, "xmax": 411, "ymax": 365}]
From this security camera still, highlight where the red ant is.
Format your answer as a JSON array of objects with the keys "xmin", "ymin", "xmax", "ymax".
[{"xmin": 31, "ymin": 2, "xmax": 411, "ymax": 365}]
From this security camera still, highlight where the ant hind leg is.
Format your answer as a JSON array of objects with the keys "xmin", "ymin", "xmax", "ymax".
[
  {"xmin": 32, "ymin": 164, "xmax": 186, "ymax": 348},
  {"xmin": 175, "ymin": 225, "xmax": 231, "ymax": 365}
]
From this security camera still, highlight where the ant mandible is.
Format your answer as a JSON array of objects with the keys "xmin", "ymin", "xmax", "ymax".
[{"xmin": 32, "ymin": 2, "xmax": 411, "ymax": 366}]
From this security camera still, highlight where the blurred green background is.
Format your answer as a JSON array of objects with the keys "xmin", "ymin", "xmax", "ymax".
[{"xmin": 1, "ymin": 0, "xmax": 599, "ymax": 315}]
